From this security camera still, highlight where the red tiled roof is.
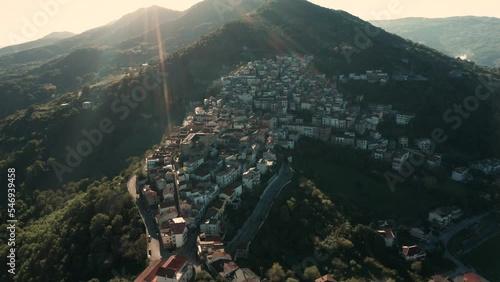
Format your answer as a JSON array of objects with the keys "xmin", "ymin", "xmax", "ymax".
[
  {"xmin": 211, "ymin": 250, "xmax": 232, "ymax": 261},
  {"xmin": 199, "ymin": 233, "xmax": 222, "ymax": 242},
  {"xmin": 402, "ymin": 245, "xmax": 424, "ymax": 257},
  {"xmin": 223, "ymin": 261, "xmax": 239, "ymax": 275},
  {"xmin": 315, "ymin": 274, "xmax": 337, "ymax": 282},
  {"xmin": 463, "ymin": 272, "xmax": 486, "ymax": 282},
  {"xmin": 163, "ymin": 255, "xmax": 187, "ymax": 272},
  {"xmin": 221, "ymin": 187, "xmax": 236, "ymax": 197},
  {"xmin": 134, "ymin": 260, "xmax": 163, "ymax": 282},
  {"xmin": 428, "ymin": 155, "xmax": 442, "ymax": 162},
  {"xmin": 213, "ymin": 199, "xmax": 225, "ymax": 209},
  {"xmin": 454, "ymin": 167, "xmax": 468, "ymax": 173},
  {"xmin": 377, "ymin": 228, "xmax": 395, "ymax": 239},
  {"xmin": 156, "ymin": 267, "xmax": 176, "ymax": 279}
]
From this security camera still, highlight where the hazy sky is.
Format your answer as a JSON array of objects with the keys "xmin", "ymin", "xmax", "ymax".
[{"xmin": 1, "ymin": 0, "xmax": 499, "ymax": 47}]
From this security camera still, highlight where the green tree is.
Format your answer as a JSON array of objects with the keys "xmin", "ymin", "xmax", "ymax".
[
  {"xmin": 267, "ymin": 263, "xmax": 286, "ymax": 282},
  {"xmin": 90, "ymin": 213, "xmax": 110, "ymax": 234},
  {"xmin": 196, "ymin": 270, "xmax": 214, "ymax": 282},
  {"xmin": 423, "ymin": 176, "xmax": 437, "ymax": 190},
  {"xmin": 303, "ymin": 266, "xmax": 321, "ymax": 281},
  {"xmin": 410, "ymin": 261, "xmax": 422, "ymax": 273}
]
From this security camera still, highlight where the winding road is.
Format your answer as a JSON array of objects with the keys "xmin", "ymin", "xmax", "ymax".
[
  {"xmin": 439, "ymin": 211, "xmax": 493, "ymax": 278},
  {"xmin": 226, "ymin": 163, "xmax": 293, "ymax": 255}
]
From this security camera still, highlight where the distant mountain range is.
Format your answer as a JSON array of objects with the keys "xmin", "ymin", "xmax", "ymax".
[
  {"xmin": 0, "ymin": 1, "xmax": 263, "ymax": 68},
  {"xmin": 0, "ymin": 0, "xmax": 264, "ymax": 118},
  {"xmin": 0, "ymin": 31, "xmax": 75, "ymax": 56},
  {"xmin": 371, "ymin": 16, "xmax": 500, "ymax": 68}
]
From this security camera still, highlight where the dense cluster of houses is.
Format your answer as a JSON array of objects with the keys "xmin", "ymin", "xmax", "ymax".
[{"xmin": 134, "ymin": 54, "xmax": 495, "ymax": 282}]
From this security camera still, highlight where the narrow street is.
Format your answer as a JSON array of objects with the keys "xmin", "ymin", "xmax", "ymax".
[
  {"xmin": 127, "ymin": 175, "xmax": 162, "ymax": 262},
  {"xmin": 176, "ymin": 226, "xmax": 201, "ymax": 264}
]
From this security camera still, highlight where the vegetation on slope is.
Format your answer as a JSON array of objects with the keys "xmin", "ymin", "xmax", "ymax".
[
  {"xmin": 0, "ymin": 175, "xmax": 147, "ymax": 282},
  {"xmin": 372, "ymin": 16, "xmax": 500, "ymax": 68}
]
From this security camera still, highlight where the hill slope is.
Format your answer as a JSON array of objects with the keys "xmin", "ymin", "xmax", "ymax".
[
  {"xmin": 158, "ymin": 0, "xmax": 500, "ymax": 157},
  {"xmin": 371, "ymin": 16, "xmax": 500, "ymax": 68},
  {"xmin": 0, "ymin": 1, "xmax": 266, "ymax": 119},
  {"xmin": 0, "ymin": 31, "xmax": 75, "ymax": 56},
  {"xmin": 0, "ymin": 6, "xmax": 182, "ymax": 66}
]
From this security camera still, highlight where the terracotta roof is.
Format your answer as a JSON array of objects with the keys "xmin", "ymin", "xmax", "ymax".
[
  {"xmin": 315, "ymin": 274, "xmax": 337, "ymax": 282},
  {"xmin": 134, "ymin": 260, "xmax": 163, "ymax": 282},
  {"xmin": 428, "ymin": 155, "xmax": 442, "ymax": 162},
  {"xmin": 211, "ymin": 250, "xmax": 232, "ymax": 261},
  {"xmin": 377, "ymin": 228, "xmax": 395, "ymax": 239},
  {"xmin": 223, "ymin": 261, "xmax": 239, "ymax": 276},
  {"xmin": 156, "ymin": 267, "xmax": 176, "ymax": 278},
  {"xmin": 463, "ymin": 272, "xmax": 486, "ymax": 282},
  {"xmin": 213, "ymin": 199, "xmax": 225, "ymax": 209},
  {"xmin": 199, "ymin": 233, "xmax": 222, "ymax": 242},
  {"xmin": 402, "ymin": 245, "xmax": 425, "ymax": 257},
  {"xmin": 163, "ymin": 255, "xmax": 187, "ymax": 272},
  {"xmin": 454, "ymin": 167, "xmax": 468, "ymax": 173},
  {"xmin": 221, "ymin": 187, "xmax": 236, "ymax": 197}
]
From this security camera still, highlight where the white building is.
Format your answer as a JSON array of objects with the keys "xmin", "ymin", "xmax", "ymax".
[
  {"xmin": 377, "ymin": 229, "xmax": 395, "ymax": 247},
  {"xmin": 82, "ymin": 101, "xmax": 93, "ymax": 109},
  {"xmin": 356, "ymin": 139, "xmax": 368, "ymax": 150},
  {"xmin": 242, "ymin": 167, "xmax": 261, "ymax": 190},
  {"xmin": 415, "ymin": 138, "xmax": 432, "ymax": 151},
  {"xmin": 451, "ymin": 167, "xmax": 469, "ymax": 182},
  {"xmin": 169, "ymin": 217, "xmax": 188, "ymax": 248},
  {"xmin": 401, "ymin": 245, "xmax": 426, "ymax": 261},
  {"xmin": 396, "ymin": 113, "xmax": 415, "ymax": 125},
  {"xmin": 392, "ymin": 150, "xmax": 409, "ymax": 171},
  {"xmin": 410, "ymin": 226, "xmax": 433, "ymax": 242},
  {"xmin": 263, "ymin": 149, "xmax": 277, "ymax": 161},
  {"xmin": 428, "ymin": 206, "xmax": 463, "ymax": 227},
  {"xmin": 200, "ymin": 218, "xmax": 220, "ymax": 234},
  {"xmin": 256, "ymin": 158, "xmax": 272, "ymax": 174},
  {"xmin": 184, "ymin": 157, "xmax": 204, "ymax": 173},
  {"xmin": 427, "ymin": 155, "xmax": 442, "ymax": 168},
  {"xmin": 215, "ymin": 166, "xmax": 239, "ymax": 188}
]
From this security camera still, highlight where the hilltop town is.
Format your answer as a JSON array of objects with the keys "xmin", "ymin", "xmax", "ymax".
[{"xmin": 133, "ymin": 55, "xmax": 499, "ymax": 281}]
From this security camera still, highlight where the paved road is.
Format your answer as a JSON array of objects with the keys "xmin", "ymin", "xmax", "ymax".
[
  {"xmin": 439, "ymin": 211, "xmax": 491, "ymax": 277},
  {"xmin": 127, "ymin": 175, "xmax": 162, "ymax": 262},
  {"xmin": 226, "ymin": 163, "xmax": 293, "ymax": 255}
]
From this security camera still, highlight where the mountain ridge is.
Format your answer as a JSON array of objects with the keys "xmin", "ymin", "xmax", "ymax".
[
  {"xmin": 0, "ymin": 31, "xmax": 75, "ymax": 56},
  {"xmin": 371, "ymin": 16, "xmax": 500, "ymax": 68},
  {"xmin": 158, "ymin": 0, "xmax": 499, "ymax": 157}
]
